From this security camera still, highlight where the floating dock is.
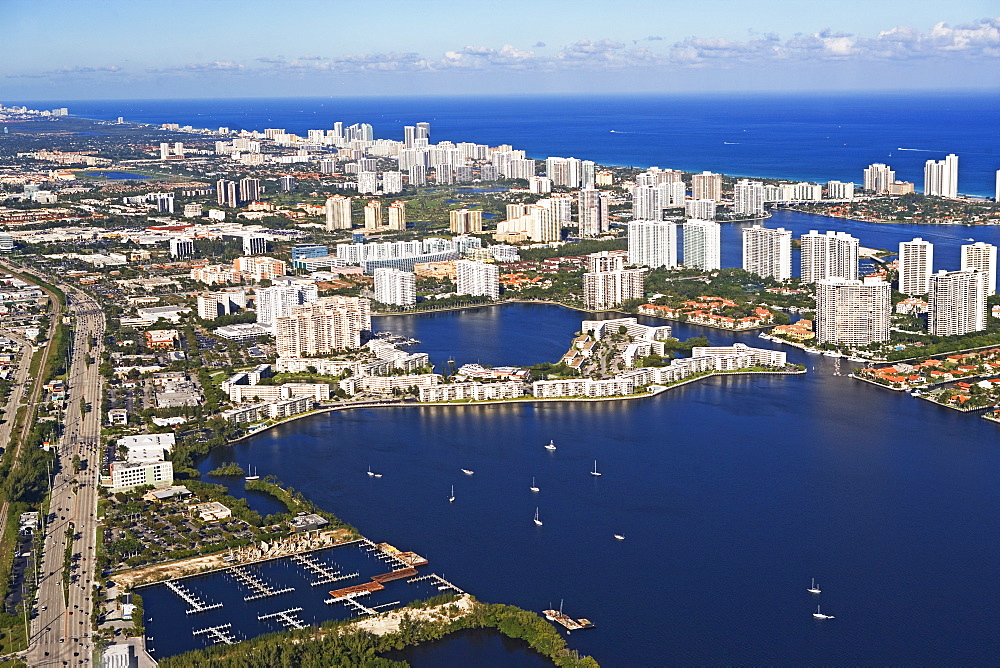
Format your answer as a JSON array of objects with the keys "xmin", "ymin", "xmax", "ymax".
[
  {"xmin": 543, "ymin": 609, "xmax": 595, "ymax": 631},
  {"xmin": 406, "ymin": 573, "xmax": 465, "ymax": 594},
  {"xmin": 290, "ymin": 552, "xmax": 359, "ymax": 586},
  {"xmin": 165, "ymin": 581, "xmax": 223, "ymax": 614},
  {"xmin": 192, "ymin": 623, "xmax": 236, "ymax": 645},
  {"xmin": 258, "ymin": 607, "xmax": 307, "ymax": 630}
]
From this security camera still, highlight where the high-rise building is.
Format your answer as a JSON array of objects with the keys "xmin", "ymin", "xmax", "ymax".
[
  {"xmin": 415, "ymin": 122, "xmax": 431, "ymax": 141},
  {"xmin": 586, "ymin": 251, "xmax": 626, "ymax": 273},
  {"xmin": 684, "ymin": 199, "xmax": 717, "ymax": 220},
  {"xmin": 628, "ymin": 220, "xmax": 678, "ymax": 270},
  {"xmin": 357, "ymin": 171, "xmax": 378, "ymax": 195},
  {"xmin": 800, "ymin": 230, "xmax": 859, "ymax": 283},
  {"xmin": 364, "ymin": 200, "xmax": 382, "ymax": 230},
  {"xmin": 216, "ymin": 179, "xmax": 238, "ymax": 208},
  {"xmin": 898, "ymin": 238, "xmax": 934, "ymax": 295},
  {"xmin": 928, "ymin": 269, "xmax": 987, "ymax": 336},
  {"xmin": 742, "ymin": 225, "xmax": 791, "ymax": 280},
  {"xmin": 545, "ymin": 157, "xmax": 582, "ymax": 188},
  {"xmin": 279, "ymin": 175, "xmax": 296, "ymax": 192},
  {"xmin": 826, "ymin": 181, "xmax": 856, "ymax": 200},
  {"xmin": 924, "ymin": 154, "xmax": 959, "ymax": 198},
  {"xmin": 734, "ymin": 180, "xmax": 765, "ymax": 217},
  {"xmin": 632, "ymin": 184, "xmax": 663, "ymax": 221},
  {"xmin": 242, "ymin": 234, "xmax": 268, "ymax": 255},
  {"xmin": 509, "ymin": 159, "xmax": 536, "ymax": 180},
  {"xmin": 995, "ymin": 169, "xmax": 1000, "ymax": 202},
  {"xmin": 169, "ymin": 238, "xmax": 194, "ymax": 258},
  {"xmin": 691, "ymin": 171, "xmax": 723, "ymax": 201},
  {"xmin": 409, "ymin": 165, "xmax": 426, "ymax": 187},
  {"xmin": 238, "ymin": 177, "xmax": 260, "ymax": 204},
  {"xmin": 578, "ymin": 187, "xmax": 609, "ymax": 237},
  {"xmin": 197, "ymin": 290, "xmax": 247, "ymax": 320},
  {"xmin": 256, "ymin": 283, "xmax": 319, "ymax": 329},
  {"xmin": 815, "ymin": 277, "xmax": 891, "ymax": 347},
  {"xmin": 583, "ymin": 269, "xmax": 646, "ymax": 310},
  {"xmin": 159, "ymin": 142, "xmax": 171, "ymax": 160},
  {"xmin": 384, "ymin": 201, "xmax": 405, "ymax": 231},
  {"xmin": 581, "ymin": 160, "xmax": 596, "ymax": 189},
  {"xmin": 403, "ymin": 125, "xmax": 415, "ymax": 148},
  {"xmin": 274, "ymin": 296, "xmax": 371, "ymax": 356},
  {"xmin": 383, "ymin": 171, "xmax": 403, "ymax": 194},
  {"xmin": 961, "ymin": 241, "xmax": 997, "ymax": 295},
  {"xmin": 325, "ymin": 195, "xmax": 353, "ymax": 230},
  {"xmin": 863, "ymin": 163, "xmax": 895, "ymax": 194},
  {"xmin": 683, "ymin": 219, "xmax": 721, "ymax": 271},
  {"xmin": 529, "ymin": 176, "xmax": 552, "ymax": 194},
  {"xmin": 449, "ymin": 208, "xmax": 483, "ymax": 234},
  {"xmin": 373, "ymin": 268, "xmax": 416, "ymax": 307},
  {"xmin": 455, "ymin": 260, "xmax": 499, "ymax": 299}
]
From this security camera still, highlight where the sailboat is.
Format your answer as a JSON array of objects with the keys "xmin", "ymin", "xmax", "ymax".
[
  {"xmin": 530, "ymin": 477, "xmax": 539, "ymax": 493},
  {"xmin": 591, "ymin": 460, "xmax": 602, "ymax": 476},
  {"xmin": 244, "ymin": 465, "xmax": 259, "ymax": 481},
  {"xmin": 533, "ymin": 507, "xmax": 543, "ymax": 526},
  {"xmin": 448, "ymin": 485, "xmax": 455, "ymax": 503},
  {"xmin": 613, "ymin": 533, "xmax": 625, "ymax": 540},
  {"xmin": 808, "ymin": 578, "xmax": 821, "ymax": 594},
  {"xmin": 461, "ymin": 468, "xmax": 474, "ymax": 476},
  {"xmin": 812, "ymin": 605, "xmax": 834, "ymax": 619},
  {"xmin": 367, "ymin": 466, "xmax": 375, "ymax": 477},
  {"xmin": 544, "ymin": 440, "xmax": 557, "ymax": 451}
]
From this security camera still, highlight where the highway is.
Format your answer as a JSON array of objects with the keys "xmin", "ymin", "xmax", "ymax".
[{"xmin": 24, "ymin": 281, "xmax": 106, "ymax": 667}]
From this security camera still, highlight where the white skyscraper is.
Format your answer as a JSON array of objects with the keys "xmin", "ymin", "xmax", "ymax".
[
  {"xmin": 962, "ymin": 241, "xmax": 997, "ymax": 295},
  {"xmin": 826, "ymin": 181, "xmax": 856, "ymax": 200},
  {"xmin": 325, "ymin": 195, "xmax": 353, "ymax": 230},
  {"xmin": 800, "ymin": 230, "xmax": 859, "ymax": 283},
  {"xmin": 691, "ymin": 171, "xmax": 723, "ymax": 201},
  {"xmin": 583, "ymin": 269, "xmax": 646, "ymax": 310},
  {"xmin": 243, "ymin": 234, "xmax": 267, "ymax": 255},
  {"xmin": 632, "ymin": 184, "xmax": 663, "ymax": 221},
  {"xmin": 256, "ymin": 283, "xmax": 320, "ymax": 330},
  {"xmin": 734, "ymin": 180, "xmax": 765, "ymax": 217},
  {"xmin": 628, "ymin": 220, "xmax": 678, "ymax": 270},
  {"xmin": 274, "ymin": 296, "xmax": 371, "ymax": 356},
  {"xmin": 578, "ymin": 188, "xmax": 609, "ymax": 237},
  {"xmin": 357, "ymin": 171, "xmax": 378, "ymax": 195},
  {"xmin": 455, "ymin": 260, "xmax": 500, "ymax": 299},
  {"xmin": 898, "ymin": 238, "xmax": 934, "ymax": 295},
  {"xmin": 373, "ymin": 268, "xmax": 416, "ymax": 307},
  {"xmin": 923, "ymin": 154, "xmax": 959, "ymax": 198},
  {"xmin": 863, "ymin": 163, "xmax": 895, "ymax": 194},
  {"xmin": 815, "ymin": 277, "xmax": 891, "ymax": 347},
  {"xmin": 742, "ymin": 225, "xmax": 791, "ymax": 280},
  {"xmin": 928, "ymin": 269, "xmax": 987, "ymax": 336},
  {"xmin": 382, "ymin": 171, "xmax": 404, "ymax": 194},
  {"xmin": 684, "ymin": 199, "xmax": 717, "ymax": 220},
  {"xmin": 169, "ymin": 238, "xmax": 194, "ymax": 258},
  {"xmin": 683, "ymin": 219, "xmax": 721, "ymax": 271}
]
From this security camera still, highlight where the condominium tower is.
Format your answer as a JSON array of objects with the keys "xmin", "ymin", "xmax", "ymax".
[
  {"xmin": 960, "ymin": 241, "xmax": 997, "ymax": 295},
  {"xmin": 683, "ymin": 219, "xmax": 721, "ymax": 271},
  {"xmin": 627, "ymin": 220, "xmax": 678, "ymax": 270},
  {"xmin": 742, "ymin": 225, "xmax": 791, "ymax": 280},
  {"xmin": 455, "ymin": 260, "xmax": 499, "ymax": 299},
  {"xmin": 928, "ymin": 269, "xmax": 987, "ymax": 336},
  {"xmin": 274, "ymin": 296, "xmax": 372, "ymax": 357},
  {"xmin": 898, "ymin": 238, "xmax": 934, "ymax": 295},
  {"xmin": 863, "ymin": 163, "xmax": 895, "ymax": 194},
  {"xmin": 583, "ymin": 269, "xmax": 646, "ymax": 310},
  {"xmin": 325, "ymin": 195, "xmax": 352, "ymax": 230},
  {"xmin": 815, "ymin": 277, "xmax": 891, "ymax": 347},
  {"xmin": 578, "ymin": 188, "xmax": 610, "ymax": 237},
  {"xmin": 923, "ymin": 154, "xmax": 959, "ymax": 198},
  {"xmin": 734, "ymin": 180, "xmax": 765, "ymax": 217},
  {"xmin": 691, "ymin": 171, "xmax": 723, "ymax": 201},
  {"xmin": 800, "ymin": 230, "xmax": 859, "ymax": 283},
  {"xmin": 373, "ymin": 268, "xmax": 416, "ymax": 307}
]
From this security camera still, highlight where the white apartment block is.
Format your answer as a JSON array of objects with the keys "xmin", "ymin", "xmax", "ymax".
[
  {"xmin": 455, "ymin": 260, "xmax": 499, "ymax": 299},
  {"xmin": 449, "ymin": 208, "xmax": 483, "ymax": 234},
  {"xmin": 358, "ymin": 374, "xmax": 442, "ymax": 394},
  {"xmin": 325, "ymin": 195, "xmax": 353, "ymax": 230},
  {"xmin": 274, "ymin": 296, "xmax": 371, "ymax": 357},
  {"xmin": 683, "ymin": 219, "xmax": 721, "ymax": 271},
  {"xmin": 691, "ymin": 171, "xmax": 722, "ymax": 201},
  {"xmin": 961, "ymin": 242, "xmax": 997, "ymax": 295},
  {"xmin": 586, "ymin": 251, "xmax": 626, "ymax": 273},
  {"xmin": 928, "ymin": 269, "xmax": 987, "ymax": 336},
  {"xmin": 863, "ymin": 163, "xmax": 895, "ymax": 193},
  {"xmin": 583, "ymin": 269, "xmax": 645, "ymax": 310},
  {"xmin": 800, "ymin": 230, "xmax": 859, "ymax": 283},
  {"xmin": 742, "ymin": 225, "xmax": 791, "ymax": 280},
  {"xmin": 734, "ymin": 180, "xmax": 765, "ymax": 217},
  {"xmin": 684, "ymin": 199, "xmax": 717, "ymax": 220},
  {"xmin": 628, "ymin": 220, "xmax": 678, "ymax": 269},
  {"xmin": 578, "ymin": 187, "xmax": 610, "ymax": 237},
  {"xmin": 532, "ymin": 377, "xmax": 637, "ymax": 398},
  {"xmin": 196, "ymin": 289, "xmax": 247, "ymax": 320},
  {"xmin": 228, "ymin": 383, "xmax": 331, "ymax": 403},
  {"xmin": 815, "ymin": 277, "xmax": 891, "ymax": 347},
  {"xmin": 357, "ymin": 171, "xmax": 378, "ymax": 195},
  {"xmin": 256, "ymin": 284, "xmax": 319, "ymax": 328},
  {"xmin": 898, "ymin": 238, "xmax": 934, "ymax": 295},
  {"xmin": 923, "ymin": 154, "xmax": 958, "ymax": 198},
  {"xmin": 105, "ymin": 460, "xmax": 173, "ymax": 490},
  {"xmin": 374, "ymin": 267, "xmax": 417, "ymax": 306},
  {"xmin": 233, "ymin": 256, "xmax": 287, "ymax": 281},
  {"xmin": 690, "ymin": 343, "xmax": 787, "ymax": 368},
  {"xmin": 826, "ymin": 181, "xmax": 856, "ymax": 200},
  {"xmin": 418, "ymin": 381, "xmax": 526, "ymax": 402},
  {"xmin": 221, "ymin": 396, "xmax": 314, "ymax": 424}
]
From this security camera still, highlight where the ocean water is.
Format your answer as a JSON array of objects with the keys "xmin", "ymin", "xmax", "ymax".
[{"xmin": 14, "ymin": 92, "xmax": 1000, "ymax": 197}]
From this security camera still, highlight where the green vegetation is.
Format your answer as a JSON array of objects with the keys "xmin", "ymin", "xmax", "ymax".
[
  {"xmin": 246, "ymin": 476, "xmax": 356, "ymax": 534},
  {"xmin": 206, "ymin": 462, "xmax": 245, "ymax": 477},
  {"xmin": 518, "ymin": 238, "xmax": 626, "ymax": 262}
]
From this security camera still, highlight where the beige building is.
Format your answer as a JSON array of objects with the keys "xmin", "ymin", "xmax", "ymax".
[{"xmin": 274, "ymin": 296, "xmax": 371, "ymax": 357}]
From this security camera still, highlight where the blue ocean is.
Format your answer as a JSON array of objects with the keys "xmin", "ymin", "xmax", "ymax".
[{"xmin": 15, "ymin": 92, "xmax": 1000, "ymax": 197}]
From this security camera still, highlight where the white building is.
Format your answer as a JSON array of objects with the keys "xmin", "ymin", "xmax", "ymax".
[
  {"xmin": 923, "ymin": 154, "xmax": 959, "ymax": 198},
  {"xmin": 578, "ymin": 187, "xmax": 610, "ymax": 237},
  {"xmin": 898, "ymin": 238, "xmax": 934, "ymax": 295},
  {"xmin": 742, "ymin": 225, "xmax": 791, "ymax": 280},
  {"xmin": 118, "ymin": 433, "xmax": 176, "ymax": 464},
  {"xmin": 826, "ymin": 181, "xmax": 856, "ymax": 200},
  {"xmin": 683, "ymin": 219, "xmax": 721, "ymax": 271},
  {"xmin": 734, "ymin": 179, "xmax": 765, "ymax": 217},
  {"xmin": 105, "ymin": 460, "xmax": 174, "ymax": 490},
  {"xmin": 374, "ymin": 267, "xmax": 417, "ymax": 307},
  {"xmin": 274, "ymin": 296, "xmax": 371, "ymax": 356},
  {"xmin": 691, "ymin": 171, "xmax": 723, "ymax": 201},
  {"xmin": 357, "ymin": 171, "xmax": 378, "ymax": 195},
  {"xmin": 383, "ymin": 170, "xmax": 403, "ymax": 194},
  {"xmin": 418, "ymin": 381, "xmax": 525, "ymax": 402},
  {"xmin": 242, "ymin": 234, "xmax": 267, "ymax": 255},
  {"xmin": 928, "ymin": 269, "xmax": 987, "ymax": 336},
  {"xmin": 684, "ymin": 199, "xmax": 717, "ymax": 220},
  {"xmin": 256, "ymin": 283, "xmax": 319, "ymax": 329},
  {"xmin": 960, "ymin": 242, "xmax": 997, "ymax": 295},
  {"xmin": 800, "ymin": 230, "xmax": 859, "ymax": 283},
  {"xmin": 863, "ymin": 163, "xmax": 895, "ymax": 194},
  {"xmin": 583, "ymin": 269, "xmax": 645, "ymax": 310},
  {"xmin": 325, "ymin": 195, "xmax": 353, "ymax": 230},
  {"xmin": 169, "ymin": 237, "xmax": 194, "ymax": 258},
  {"xmin": 455, "ymin": 260, "xmax": 499, "ymax": 299},
  {"xmin": 628, "ymin": 220, "xmax": 678, "ymax": 269},
  {"xmin": 815, "ymin": 277, "xmax": 891, "ymax": 347}
]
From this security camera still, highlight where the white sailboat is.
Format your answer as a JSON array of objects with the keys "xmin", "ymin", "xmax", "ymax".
[
  {"xmin": 544, "ymin": 440, "xmax": 557, "ymax": 451},
  {"xmin": 533, "ymin": 507, "xmax": 543, "ymax": 526},
  {"xmin": 530, "ymin": 477, "xmax": 539, "ymax": 493},
  {"xmin": 448, "ymin": 485, "xmax": 455, "ymax": 503},
  {"xmin": 461, "ymin": 468, "xmax": 474, "ymax": 476},
  {"xmin": 590, "ymin": 460, "xmax": 602, "ymax": 476},
  {"xmin": 812, "ymin": 605, "xmax": 834, "ymax": 619},
  {"xmin": 808, "ymin": 578, "xmax": 821, "ymax": 594},
  {"xmin": 244, "ymin": 465, "xmax": 259, "ymax": 481},
  {"xmin": 613, "ymin": 533, "xmax": 625, "ymax": 540},
  {"xmin": 367, "ymin": 466, "xmax": 375, "ymax": 477}
]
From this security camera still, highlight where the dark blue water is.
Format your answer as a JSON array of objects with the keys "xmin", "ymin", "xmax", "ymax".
[
  {"xmin": 81, "ymin": 170, "xmax": 149, "ymax": 179},
  {"xmin": 13, "ymin": 93, "xmax": 1000, "ymax": 196},
  {"xmin": 184, "ymin": 264, "xmax": 998, "ymax": 666}
]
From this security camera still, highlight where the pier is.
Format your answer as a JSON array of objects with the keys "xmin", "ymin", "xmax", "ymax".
[
  {"xmin": 290, "ymin": 552, "xmax": 359, "ymax": 586},
  {"xmin": 229, "ymin": 566, "xmax": 295, "ymax": 601},
  {"xmin": 192, "ymin": 623, "xmax": 236, "ymax": 645},
  {"xmin": 407, "ymin": 573, "xmax": 465, "ymax": 594},
  {"xmin": 258, "ymin": 607, "xmax": 307, "ymax": 630},
  {"xmin": 165, "ymin": 580, "xmax": 223, "ymax": 614}
]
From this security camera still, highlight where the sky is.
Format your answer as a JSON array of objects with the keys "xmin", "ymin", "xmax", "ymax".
[{"xmin": 3, "ymin": 0, "xmax": 999, "ymax": 100}]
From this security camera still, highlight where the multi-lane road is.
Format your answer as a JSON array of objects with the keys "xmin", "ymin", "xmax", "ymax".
[{"xmin": 22, "ymin": 280, "xmax": 106, "ymax": 667}]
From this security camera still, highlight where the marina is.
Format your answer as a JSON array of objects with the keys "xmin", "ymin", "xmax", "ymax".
[
  {"xmin": 229, "ymin": 565, "xmax": 295, "ymax": 601},
  {"xmin": 164, "ymin": 580, "xmax": 222, "ymax": 615}
]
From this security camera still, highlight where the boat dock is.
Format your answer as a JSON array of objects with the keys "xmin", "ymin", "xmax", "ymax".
[
  {"xmin": 258, "ymin": 607, "xmax": 307, "ymax": 630},
  {"xmin": 229, "ymin": 566, "xmax": 295, "ymax": 601},
  {"xmin": 407, "ymin": 573, "xmax": 465, "ymax": 594},
  {"xmin": 192, "ymin": 623, "xmax": 236, "ymax": 645},
  {"xmin": 543, "ymin": 609, "xmax": 595, "ymax": 631},
  {"xmin": 371, "ymin": 567, "xmax": 418, "ymax": 583},
  {"xmin": 165, "ymin": 581, "xmax": 223, "ymax": 614},
  {"xmin": 290, "ymin": 552, "xmax": 359, "ymax": 586}
]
